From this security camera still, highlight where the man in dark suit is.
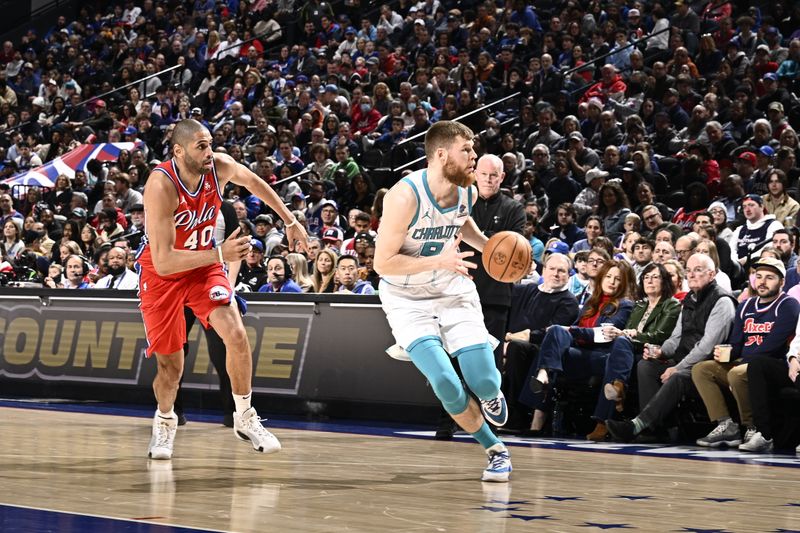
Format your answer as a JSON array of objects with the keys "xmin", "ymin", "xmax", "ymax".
[{"xmin": 436, "ymin": 153, "xmax": 526, "ymax": 439}]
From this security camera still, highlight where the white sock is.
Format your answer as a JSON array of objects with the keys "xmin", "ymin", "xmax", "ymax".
[
  {"xmin": 233, "ymin": 392, "xmax": 252, "ymax": 415},
  {"xmin": 536, "ymin": 368, "xmax": 549, "ymax": 384},
  {"xmin": 157, "ymin": 408, "xmax": 176, "ymax": 419}
]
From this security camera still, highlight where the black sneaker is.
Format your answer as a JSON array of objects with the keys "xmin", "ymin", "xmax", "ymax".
[
  {"xmin": 176, "ymin": 412, "xmax": 187, "ymax": 426},
  {"xmin": 434, "ymin": 418, "xmax": 458, "ymax": 440},
  {"xmin": 606, "ymin": 419, "xmax": 636, "ymax": 442}
]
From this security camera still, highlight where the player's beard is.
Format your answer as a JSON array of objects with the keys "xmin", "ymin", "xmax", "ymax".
[
  {"xmin": 442, "ymin": 158, "xmax": 475, "ymax": 188},
  {"xmin": 184, "ymin": 152, "xmax": 212, "ymax": 174}
]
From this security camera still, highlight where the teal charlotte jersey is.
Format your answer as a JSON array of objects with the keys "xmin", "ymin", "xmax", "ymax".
[{"xmin": 381, "ymin": 168, "xmax": 474, "ymax": 289}]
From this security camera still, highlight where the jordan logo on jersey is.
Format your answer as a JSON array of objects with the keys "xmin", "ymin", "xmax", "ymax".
[{"xmin": 175, "ymin": 202, "xmax": 217, "ymax": 231}]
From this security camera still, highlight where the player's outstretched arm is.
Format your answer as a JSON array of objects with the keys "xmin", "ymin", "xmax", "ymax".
[
  {"xmin": 215, "ymin": 153, "xmax": 309, "ymax": 253},
  {"xmin": 459, "ymin": 186, "xmax": 487, "ymax": 252},
  {"xmin": 374, "ymin": 183, "xmax": 477, "ymax": 277},
  {"xmin": 144, "ymin": 173, "xmax": 251, "ymax": 276},
  {"xmin": 460, "ymin": 217, "xmax": 488, "ymax": 253}
]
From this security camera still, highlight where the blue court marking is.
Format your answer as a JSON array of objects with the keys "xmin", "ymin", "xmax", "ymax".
[
  {"xmin": 2, "ymin": 399, "xmax": 800, "ymax": 469},
  {"xmin": 0, "ymin": 503, "xmax": 223, "ymax": 533}
]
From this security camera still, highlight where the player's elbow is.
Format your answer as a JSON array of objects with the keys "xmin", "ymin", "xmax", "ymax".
[
  {"xmin": 374, "ymin": 256, "xmax": 389, "ymax": 276},
  {"xmin": 151, "ymin": 254, "xmax": 174, "ymax": 277},
  {"xmin": 152, "ymin": 264, "xmax": 172, "ymax": 278}
]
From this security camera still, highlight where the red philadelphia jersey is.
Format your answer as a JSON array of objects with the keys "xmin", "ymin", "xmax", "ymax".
[{"xmin": 136, "ymin": 158, "xmax": 223, "ymax": 280}]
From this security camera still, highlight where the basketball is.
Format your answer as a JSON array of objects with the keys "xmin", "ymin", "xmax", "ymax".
[{"xmin": 482, "ymin": 231, "xmax": 532, "ymax": 283}]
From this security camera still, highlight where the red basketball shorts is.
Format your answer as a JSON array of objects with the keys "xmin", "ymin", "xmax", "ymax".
[{"xmin": 139, "ymin": 263, "xmax": 232, "ymax": 357}]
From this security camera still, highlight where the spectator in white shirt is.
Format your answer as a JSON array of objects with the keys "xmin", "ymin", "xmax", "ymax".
[{"xmin": 92, "ymin": 246, "xmax": 139, "ymax": 289}]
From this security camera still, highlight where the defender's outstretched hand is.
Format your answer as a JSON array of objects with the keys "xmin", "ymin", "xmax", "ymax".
[{"xmin": 285, "ymin": 221, "xmax": 310, "ymax": 253}]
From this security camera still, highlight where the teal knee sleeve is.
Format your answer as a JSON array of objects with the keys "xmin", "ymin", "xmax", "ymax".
[
  {"xmin": 454, "ymin": 342, "xmax": 501, "ymax": 401},
  {"xmin": 407, "ymin": 336, "xmax": 469, "ymax": 414}
]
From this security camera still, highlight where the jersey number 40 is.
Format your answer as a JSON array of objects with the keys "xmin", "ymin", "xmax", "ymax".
[{"xmin": 183, "ymin": 226, "xmax": 214, "ymax": 250}]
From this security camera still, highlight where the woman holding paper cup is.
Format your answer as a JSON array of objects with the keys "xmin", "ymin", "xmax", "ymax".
[
  {"xmin": 598, "ymin": 263, "xmax": 681, "ymax": 434},
  {"xmin": 522, "ymin": 260, "xmax": 634, "ymax": 440}
]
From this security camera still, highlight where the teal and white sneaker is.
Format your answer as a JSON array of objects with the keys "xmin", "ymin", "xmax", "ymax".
[
  {"xmin": 481, "ymin": 444, "xmax": 512, "ymax": 482},
  {"xmin": 480, "ymin": 391, "xmax": 509, "ymax": 427}
]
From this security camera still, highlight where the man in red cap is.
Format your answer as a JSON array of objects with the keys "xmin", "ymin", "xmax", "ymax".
[
  {"xmin": 736, "ymin": 151, "xmax": 757, "ymax": 185},
  {"xmin": 68, "ymin": 98, "xmax": 113, "ymax": 140}
]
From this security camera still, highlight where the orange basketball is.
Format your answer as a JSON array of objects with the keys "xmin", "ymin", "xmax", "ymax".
[{"xmin": 482, "ymin": 231, "xmax": 533, "ymax": 283}]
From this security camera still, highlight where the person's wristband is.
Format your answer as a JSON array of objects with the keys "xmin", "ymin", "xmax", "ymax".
[
  {"xmin": 285, "ymin": 218, "xmax": 299, "ymax": 229},
  {"xmin": 217, "ymin": 246, "xmax": 224, "ymax": 263}
]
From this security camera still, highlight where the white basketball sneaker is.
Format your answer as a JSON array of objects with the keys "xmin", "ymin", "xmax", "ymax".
[
  {"xmin": 233, "ymin": 407, "xmax": 282, "ymax": 454},
  {"xmin": 148, "ymin": 411, "xmax": 178, "ymax": 460},
  {"xmin": 482, "ymin": 443, "xmax": 512, "ymax": 482}
]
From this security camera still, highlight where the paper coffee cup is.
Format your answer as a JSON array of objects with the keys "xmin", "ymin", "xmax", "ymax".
[{"xmin": 717, "ymin": 344, "xmax": 732, "ymax": 363}]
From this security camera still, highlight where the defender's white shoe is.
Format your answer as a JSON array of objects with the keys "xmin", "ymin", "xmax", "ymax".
[
  {"xmin": 233, "ymin": 407, "xmax": 282, "ymax": 454},
  {"xmin": 148, "ymin": 411, "xmax": 178, "ymax": 460}
]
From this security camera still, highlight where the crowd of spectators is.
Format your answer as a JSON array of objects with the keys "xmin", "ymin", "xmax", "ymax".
[{"xmin": 0, "ymin": 0, "xmax": 799, "ymax": 446}]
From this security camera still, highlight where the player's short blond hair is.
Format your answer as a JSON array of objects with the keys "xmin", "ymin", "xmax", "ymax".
[{"xmin": 424, "ymin": 121, "xmax": 475, "ymax": 160}]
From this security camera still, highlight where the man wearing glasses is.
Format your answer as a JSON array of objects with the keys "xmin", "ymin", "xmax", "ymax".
[
  {"xmin": 640, "ymin": 204, "xmax": 681, "ymax": 240},
  {"xmin": 529, "ymin": 144, "xmax": 556, "ymax": 188},
  {"xmin": 674, "ymin": 235, "xmax": 697, "ymax": 267},
  {"xmin": 607, "ymin": 253, "xmax": 737, "ymax": 442}
]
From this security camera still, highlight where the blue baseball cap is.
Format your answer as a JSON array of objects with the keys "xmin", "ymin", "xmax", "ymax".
[
  {"xmin": 759, "ymin": 145, "xmax": 775, "ymax": 157},
  {"xmin": 249, "ymin": 238, "xmax": 264, "ymax": 253},
  {"xmin": 546, "ymin": 240, "xmax": 569, "ymax": 255}
]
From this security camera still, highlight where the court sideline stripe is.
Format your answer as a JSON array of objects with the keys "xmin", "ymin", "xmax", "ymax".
[{"xmin": 0, "ymin": 502, "xmax": 227, "ymax": 533}]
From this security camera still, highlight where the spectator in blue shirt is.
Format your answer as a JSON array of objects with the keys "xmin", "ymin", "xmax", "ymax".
[
  {"xmin": 510, "ymin": 0, "xmax": 542, "ymax": 33},
  {"xmin": 336, "ymin": 254, "xmax": 375, "ymax": 294},
  {"xmin": 258, "ymin": 255, "xmax": 303, "ymax": 293}
]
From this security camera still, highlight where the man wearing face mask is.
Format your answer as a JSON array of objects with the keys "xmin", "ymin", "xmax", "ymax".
[
  {"xmin": 92, "ymin": 246, "xmax": 139, "ymax": 289},
  {"xmin": 257, "ymin": 255, "xmax": 303, "ymax": 293},
  {"xmin": 351, "ymin": 95, "xmax": 382, "ymax": 139}
]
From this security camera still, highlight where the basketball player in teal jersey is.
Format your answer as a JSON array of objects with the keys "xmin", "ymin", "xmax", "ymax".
[{"xmin": 374, "ymin": 121, "xmax": 512, "ymax": 482}]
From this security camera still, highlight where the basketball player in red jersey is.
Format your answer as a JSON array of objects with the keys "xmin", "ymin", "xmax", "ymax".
[{"xmin": 138, "ymin": 119, "xmax": 308, "ymax": 459}]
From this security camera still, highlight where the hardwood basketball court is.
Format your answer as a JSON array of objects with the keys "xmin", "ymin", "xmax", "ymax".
[{"xmin": 0, "ymin": 403, "xmax": 798, "ymax": 532}]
